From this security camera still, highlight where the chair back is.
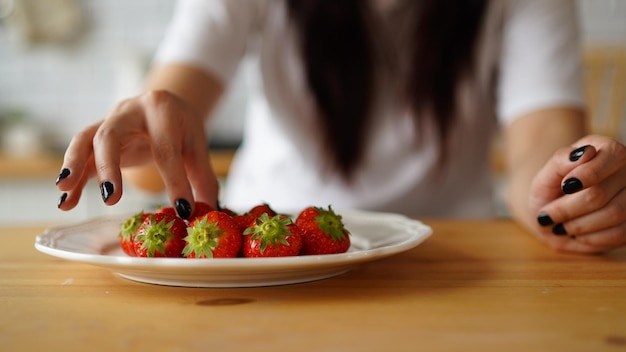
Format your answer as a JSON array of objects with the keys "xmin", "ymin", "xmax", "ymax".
[{"xmin": 583, "ymin": 46, "xmax": 626, "ymax": 141}]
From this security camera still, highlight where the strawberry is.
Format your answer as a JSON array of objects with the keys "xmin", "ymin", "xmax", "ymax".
[
  {"xmin": 248, "ymin": 203, "xmax": 277, "ymax": 217},
  {"xmin": 242, "ymin": 213, "xmax": 302, "ymax": 257},
  {"xmin": 183, "ymin": 211, "xmax": 242, "ymax": 258},
  {"xmin": 219, "ymin": 206, "xmax": 238, "ymax": 217},
  {"xmin": 134, "ymin": 212, "xmax": 187, "ymax": 257},
  {"xmin": 295, "ymin": 206, "xmax": 350, "ymax": 255},
  {"xmin": 191, "ymin": 201, "xmax": 215, "ymax": 219},
  {"xmin": 233, "ymin": 213, "xmax": 256, "ymax": 233},
  {"xmin": 118, "ymin": 211, "xmax": 148, "ymax": 256},
  {"xmin": 156, "ymin": 201, "xmax": 214, "ymax": 225},
  {"xmin": 232, "ymin": 203, "xmax": 277, "ymax": 233},
  {"xmin": 155, "ymin": 205, "xmax": 177, "ymax": 217}
]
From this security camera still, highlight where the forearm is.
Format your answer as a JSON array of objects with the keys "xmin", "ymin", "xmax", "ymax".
[
  {"xmin": 504, "ymin": 107, "xmax": 587, "ymax": 233},
  {"xmin": 143, "ymin": 63, "xmax": 224, "ymax": 119}
]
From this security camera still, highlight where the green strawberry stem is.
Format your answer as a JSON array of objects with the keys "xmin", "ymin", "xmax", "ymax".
[
  {"xmin": 183, "ymin": 216, "xmax": 223, "ymax": 258},
  {"xmin": 315, "ymin": 206, "xmax": 349, "ymax": 241},
  {"xmin": 135, "ymin": 215, "xmax": 176, "ymax": 257},
  {"xmin": 119, "ymin": 211, "xmax": 144, "ymax": 240},
  {"xmin": 243, "ymin": 214, "xmax": 293, "ymax": 254}
]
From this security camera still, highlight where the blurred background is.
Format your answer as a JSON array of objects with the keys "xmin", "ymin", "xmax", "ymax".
[{"xmin": 0, "ymin": 0, "xmax": 624, "ymax": 225}]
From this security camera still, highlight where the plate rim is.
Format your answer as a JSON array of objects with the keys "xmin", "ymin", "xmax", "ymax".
[{"xmin": 34, "ymin": 210, "xmax": 433, "ymax": 286}]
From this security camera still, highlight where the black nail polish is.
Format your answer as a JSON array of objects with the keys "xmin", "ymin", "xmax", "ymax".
[
  {"xmin": 552, "ymin": 223, "xmax": 567, "ymax": 236},
  {"xmin": 57, "ymin": 193, "xmax": 68, "ymax": 208},
  {"xmin": 569, "ymin": 145, "xmax": 589, "ymax": 162},
  {"xmin": 55, "ymin": 168, "xmax": 70, "ymax": 184},
  {"xmin": 175, "ymin": 198, "xmax": 192, "ymax": 219},
  {"xmin": 537, "ymin": 212, "xmax": 554, "ymax": 226},
  {"xmin": 562, "ymin": 178, "xmax": 583, "ymax": 194},
  {"xmin": 100, "ymin": 181, "xmax": 114, "ymax": 202}
]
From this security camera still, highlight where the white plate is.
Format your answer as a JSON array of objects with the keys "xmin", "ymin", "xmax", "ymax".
[{"xmin": 35, "ymin": 210, "xmax": 432, "ymax": 287}]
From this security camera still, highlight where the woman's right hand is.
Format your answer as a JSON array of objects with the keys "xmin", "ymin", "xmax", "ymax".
[{"xmin": 55, "ymin": 90, "xmax": 220, "ymax": 219}]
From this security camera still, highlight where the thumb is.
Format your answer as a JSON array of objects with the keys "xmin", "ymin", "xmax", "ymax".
[{"xmin": 530, "ymin": 144, "xmax": 596, "ymax": 208}]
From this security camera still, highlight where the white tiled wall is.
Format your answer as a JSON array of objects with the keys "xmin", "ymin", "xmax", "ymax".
[
  {"xmin": 578, "ymin": 0, "xmax": 626, "ymax": 43},
  {"xmin": 0, "ymin": 0, "xmax": 246, "ymax": 150},
  {"xmin": 1, "ymin": 1, "xmax": 174, "ymax": 147},
  {"xmin": 0, "ymin": 0, "xmax": 624, "ymax": 225}
]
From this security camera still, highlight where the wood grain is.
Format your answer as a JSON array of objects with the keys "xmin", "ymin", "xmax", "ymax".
[{"xmin": 1, "ymin": 220, "xmax": 625, "ymax": 351}]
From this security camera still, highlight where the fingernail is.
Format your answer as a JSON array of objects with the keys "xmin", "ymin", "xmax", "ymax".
[
  {"xmin": 562, "ymin": 178, "xmax": 583, "ymax": 194},
  {"xmin": 175, "ymin": 198, "xmax": 192, "ymax": 219},
  {"xmin": 57, "ymin": 193, "xmax": 68, "ymax": 208},
  {"xmin": 55, "ymin": 168, "xmax": 70, "ymax": 184},
  {"xmin": 552, "ymin": 223, "xmax": 567, "ymax": 236},
  {"xmin": 100, "ymin": 181, "xmax": 114, "ymax": 202},
  {"xmin": 537, "ymin": 212, "xmax": 554, "ymax": 226},
  {"xmin": 569, "ymin": 145, "xmax": 589, "ymax": 162}
]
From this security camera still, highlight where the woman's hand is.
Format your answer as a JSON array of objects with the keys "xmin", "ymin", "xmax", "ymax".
[
  {"xmin": 529, "ymin": 135, "xmax": 626, "ymax": 253},
  {"xmin": 55, "ymin": 90, "xmax": 220, "ymax": 219}
]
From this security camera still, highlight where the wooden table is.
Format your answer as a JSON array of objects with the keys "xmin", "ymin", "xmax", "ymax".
[{"xmin": 1, "ymin": 219, "xmax": 625, "ymax": 351}]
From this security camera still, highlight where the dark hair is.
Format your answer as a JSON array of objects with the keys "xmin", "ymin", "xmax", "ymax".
[{"xmin": 287, "ymin": 0, "xmax": 488, "ymax": 179}]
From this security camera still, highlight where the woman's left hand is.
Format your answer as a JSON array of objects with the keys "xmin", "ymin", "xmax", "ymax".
[{"xmin": 528, "ymin": 134, "xmax": 626, "ymax": 253}]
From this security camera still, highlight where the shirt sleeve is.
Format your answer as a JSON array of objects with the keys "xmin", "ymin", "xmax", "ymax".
[
  {"xmin": 497, "ymin": 0, "xmax": 585, "ymax": 124},
  {"xmin": 153, "ymin": 0, "xmax": 264, "ymax": 84}
]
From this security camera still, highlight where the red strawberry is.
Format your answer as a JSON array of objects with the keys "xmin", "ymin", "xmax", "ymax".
[
  {"xmin": 118, "ymin": 211, "xmax": 148, "ymax": 256},
  {"xmin": 232, "ymin": 203, "xmax": 277, "ymax": 233},
  {"xmin": 183, "ymin": 211, "xmax": 242, "ymax": 258},
  {"xmin": 295, "ymin": 206, "xmax": 350, "ymax": 255},
  {"xmin": 233, "ymin": 213, "xmax": 256, "ymax": 233},
  {"xmin": 248, "ymin": 203, "xmax": 277, "ymax": 217},
  {"xmin": 134, "ymin": 212, "xmax": 187, "ymax": 257},
  {"xmin": 191, "ymin": 201, "xmax": 215, "ymax": 219},
  {"xmin": 242, "ymin": 213, "xmax": 302, "ymax": 257},
  {"xmin": 155, "ymin": 205, "xmax": 177, "ymax": 217},
  {"xmin": 220, "ymin": 206, "xmax": 238, "ymax": 217}
]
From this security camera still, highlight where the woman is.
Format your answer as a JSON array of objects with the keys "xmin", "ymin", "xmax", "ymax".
[{"xmin": 56, "ymin": 0, "xmax": 626, "ymax": 253}]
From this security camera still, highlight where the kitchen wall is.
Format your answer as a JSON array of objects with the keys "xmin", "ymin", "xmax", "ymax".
[
  {"xmin": 1, "ymin": 0, "xmax": 624, "ymax": 151},
  {"xmin": 0, "ymin": 0, "xmax": 624, "ymax": 225},
  {"xmin": 578, "ymin": 0, "xmax": 626, "ymax": 43},
  {"xmin": 0, "ymin": 0, "xmax": 247, "ymax": 153}
]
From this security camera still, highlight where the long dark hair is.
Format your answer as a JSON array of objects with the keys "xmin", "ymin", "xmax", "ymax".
[{"xmin": 287, "ymin": 0, "xmax": 488, "ymax": 178}]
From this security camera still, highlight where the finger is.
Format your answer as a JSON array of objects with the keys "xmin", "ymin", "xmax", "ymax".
[
  {"xmin": 142, "ymin": 91, "xmax": 196, "ymax": 219},
  {"xmin": 531, "ymin": 144, "xmax": 597, "ymax": 208},
  {"xmin": 538, "ymin": 168, "xmax": 626, "ymax": 231},
  {"xmin": 92, "ymin": 117, "xmax": 126, "ymax": 206},
  {"xmin": 56, "ymin": 122, "xmax": 100, "ymax": 192},
  {"xmin": 57, "ymin": 160, "xmax": 96, "ymax": 211},
  {"xmin": 91, "ymin": 97, "xmax": 153, "ymax": 206},
  {"xmin": 561, "ymin": 139, "xmax": 626, "ymax": 195},
  {"xmin": 183, "ymin": 128, "xmax": 220, "ymax": 208},
  {"xmin": 551, "ymin": 187, "xmax": 626, "ymax": 237},
  {"xmin": 533, "ymin": 144, "xmax": 596, "ymax": 225},
  {"xmin": 572, "ymin": 221, "xmax": 626, "ymax": 249},
  {"xmin": 539, "ymin": 231, "xmax": 618, "ymax": 254},
  {"xmin": 537, "ymin": 139, "xmax": 626, "ymax": 226},
  {"xmin": 57, "ymin": 172, "xmax": 89, "ymax": 211}
]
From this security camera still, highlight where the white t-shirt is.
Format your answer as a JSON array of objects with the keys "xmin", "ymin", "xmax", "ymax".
[{"xmin": 154, "ymin": 0, "xmax": 584, "ymax": 217}]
